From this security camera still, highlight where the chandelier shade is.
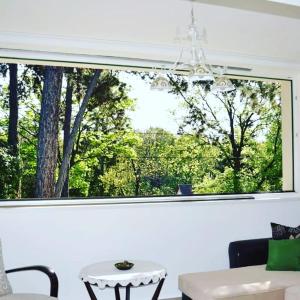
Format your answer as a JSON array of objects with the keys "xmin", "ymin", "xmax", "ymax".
[
  {"xmin": 211, "ymin": 76, "xmax": 236, "ymax": 93},
  {"xmin": 150, "ymin": 74, "xmax": 172, "ymax": 91}
]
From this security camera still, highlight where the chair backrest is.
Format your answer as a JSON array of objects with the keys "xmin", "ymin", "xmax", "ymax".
[
  {"xmin": 228, "ymin": 238, "xmax": 271, "ymax": 268},
  {"xmin": 0, "ymin": 241, "xmax": 12, "ymax": 296}
]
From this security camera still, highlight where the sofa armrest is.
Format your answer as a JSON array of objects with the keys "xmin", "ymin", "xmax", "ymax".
[{"xmin": 285, "ymin": 285, "xmax": 300, "ymax": 300}]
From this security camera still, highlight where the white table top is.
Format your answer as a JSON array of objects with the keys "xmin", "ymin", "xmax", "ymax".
[{"xmin": 79, "ymin": 260, "xmax": 167, "ymax": 289}]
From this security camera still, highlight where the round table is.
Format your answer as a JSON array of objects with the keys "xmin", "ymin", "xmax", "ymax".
[{"xmin": 79, "ymin": 260, "xmax": 167, "ymax": 300}]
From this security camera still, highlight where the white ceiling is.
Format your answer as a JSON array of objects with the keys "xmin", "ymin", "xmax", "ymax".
[
  {"xmin": 0, "ymin": 0, "xmax": 300, "ymax": 75},
  {"xmin": 268, "ymin": 0, "xmax": 300, "ymax": 7},
  {"xmin": 195, "ymin": 0, "xmax": 300, "ymax": 19}
]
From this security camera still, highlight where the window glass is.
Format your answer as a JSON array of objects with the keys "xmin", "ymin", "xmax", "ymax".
[{"xmin": 0, "ymin": 62, "xmax": 293, "ymax": 200}]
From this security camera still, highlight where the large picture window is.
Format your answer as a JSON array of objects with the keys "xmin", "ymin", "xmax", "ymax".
[{"xmin": 0, "ymin": 61, "xmax": 293, "ymax": 200}]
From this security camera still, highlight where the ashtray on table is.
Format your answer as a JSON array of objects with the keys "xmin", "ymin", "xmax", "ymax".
[{"xmin": 114, "ymin": 260, "xmax": 134, "ymax": 270}]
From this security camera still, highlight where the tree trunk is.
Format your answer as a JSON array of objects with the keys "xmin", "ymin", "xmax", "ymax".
[
  {"xmin": 54, "ymin": 69, "xmax": 101, "ymax": 198},
  {"xmin": 233, "ymin": 159, "xmax": 241, "ymax": 193},
  {"xmin": 131, "ymin": 160, "xmax": 141, "ymax": 196},
  {"xmin": 35, "ymin": 66, "xmax": 63, "ymax": 198},
  {"xmin": 8, "ymin": 64, "xmax": 18, "ymax": 155},
  {"xmin": 230, "ymin": 145, "xmax": 241, "ymax": 192},
  {"xmin": 7, "ymin": 63, "xmax": 21, "ymax": 198},
  {"xmin": 61, "ymin": 75, "xmax": 73, "ymax": 197},
  {"xmin": 227, "ymin": 110, "xmax": 242, "ymax": 193},
  {"xmin": 88, "ymin": 157, "xmax": 105, "ymax": 196}
]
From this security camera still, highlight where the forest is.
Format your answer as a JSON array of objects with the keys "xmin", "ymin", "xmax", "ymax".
[{"xmin": 0, "ymin": 63, "xmax": 284, "ymax": 199}]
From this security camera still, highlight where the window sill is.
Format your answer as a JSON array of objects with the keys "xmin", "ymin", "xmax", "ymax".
[{"xmin": 0, "ymin": 192, "xmax": 298, "ymax": 208}]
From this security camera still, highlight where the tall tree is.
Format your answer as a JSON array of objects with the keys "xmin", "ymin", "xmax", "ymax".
[
  {"xmin": 35, "ymin": 66, "xmax": 63, "ymax": 198},
  {"xmin": 8, "ymin": 64, "xmax": 19, "ymax": 155},
  {"xmin": 54, "ymin": 69, "xmax": 101, "ymax": 197},
  {"xmin": 61, "ymin": 71, "xmax": 74, "ymax": 197},
  {"xmin": 170, "ymin": 77, "xmax": 281, "ymax": 193}
]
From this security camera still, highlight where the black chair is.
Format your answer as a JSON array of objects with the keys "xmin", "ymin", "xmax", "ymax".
[
  {"xmin": 0, "ymin": 241, "xmax": 59, "ymax": 300},
  {"xmin": 5, "ymin": 265, "xmax": 59, "ymax": 298}
]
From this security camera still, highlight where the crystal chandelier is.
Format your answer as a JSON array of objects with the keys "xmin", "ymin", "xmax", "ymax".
[{"xmin": 151, "ymin": 2, "xmax": 235, "ymax": 93}]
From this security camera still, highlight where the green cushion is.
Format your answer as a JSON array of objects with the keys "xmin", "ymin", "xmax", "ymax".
[{"xmin": 266, "ymin": 239, "xmax": 300, "ymax": 271}]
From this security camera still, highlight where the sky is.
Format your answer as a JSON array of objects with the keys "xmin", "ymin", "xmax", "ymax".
[
  {"xmin": 117, "ymin": 72, "xmax": 273, "ymax": 143},
  {"xmin": 118, "ymin": 72, "xmax": 184, "ymax": 135}
]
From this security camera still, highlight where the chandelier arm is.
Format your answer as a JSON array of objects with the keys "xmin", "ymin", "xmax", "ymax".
[
  {"xmin": 170, "ymin": 46, "xmax": 184, "ymax": 73},
  {"xmin": 199, "ymin": 46, "xmax": 213, "ymax": 73}
]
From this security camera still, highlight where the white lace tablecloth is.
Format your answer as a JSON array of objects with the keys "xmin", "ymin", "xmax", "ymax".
[{"xmin": 79, "ymin": 260, "xmax": 167, "ymax": 289}]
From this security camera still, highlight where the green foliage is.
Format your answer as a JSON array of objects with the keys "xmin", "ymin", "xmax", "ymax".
[
  {"xmin": 0, "ymin": 142, "xmax": 19, "ymax": 199},
  {"xmin": 171, "ymin": 77, "xmax": 283, "ymax": 194},
  {"xmin": 0, "ymin": 64, "xmax": 286, "ymax": 199},
  {"xmin": 100, "ymin": 128, "xmax": 221, "ymax": 196}
]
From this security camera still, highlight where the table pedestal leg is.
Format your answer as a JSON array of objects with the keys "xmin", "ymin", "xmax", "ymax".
[
  {"xmin": 152, "ymin": 279, "xmax": 165, "ymax": 300},
  {"xmin": 84, "ymin": 282, "xmax": 98, "ymax": 300},
  {"xmin": 125, "ymin": 285, "xmax": 130, "ymax": 300},
  {"xmin": 114, "ymin": 285, "xmax": 121, "ymax": 300}
]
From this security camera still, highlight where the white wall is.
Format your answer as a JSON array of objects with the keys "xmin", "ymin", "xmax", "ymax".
[{"xmin": 1, "ymin": 195, "xmax": 300, "ymax": 300}]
